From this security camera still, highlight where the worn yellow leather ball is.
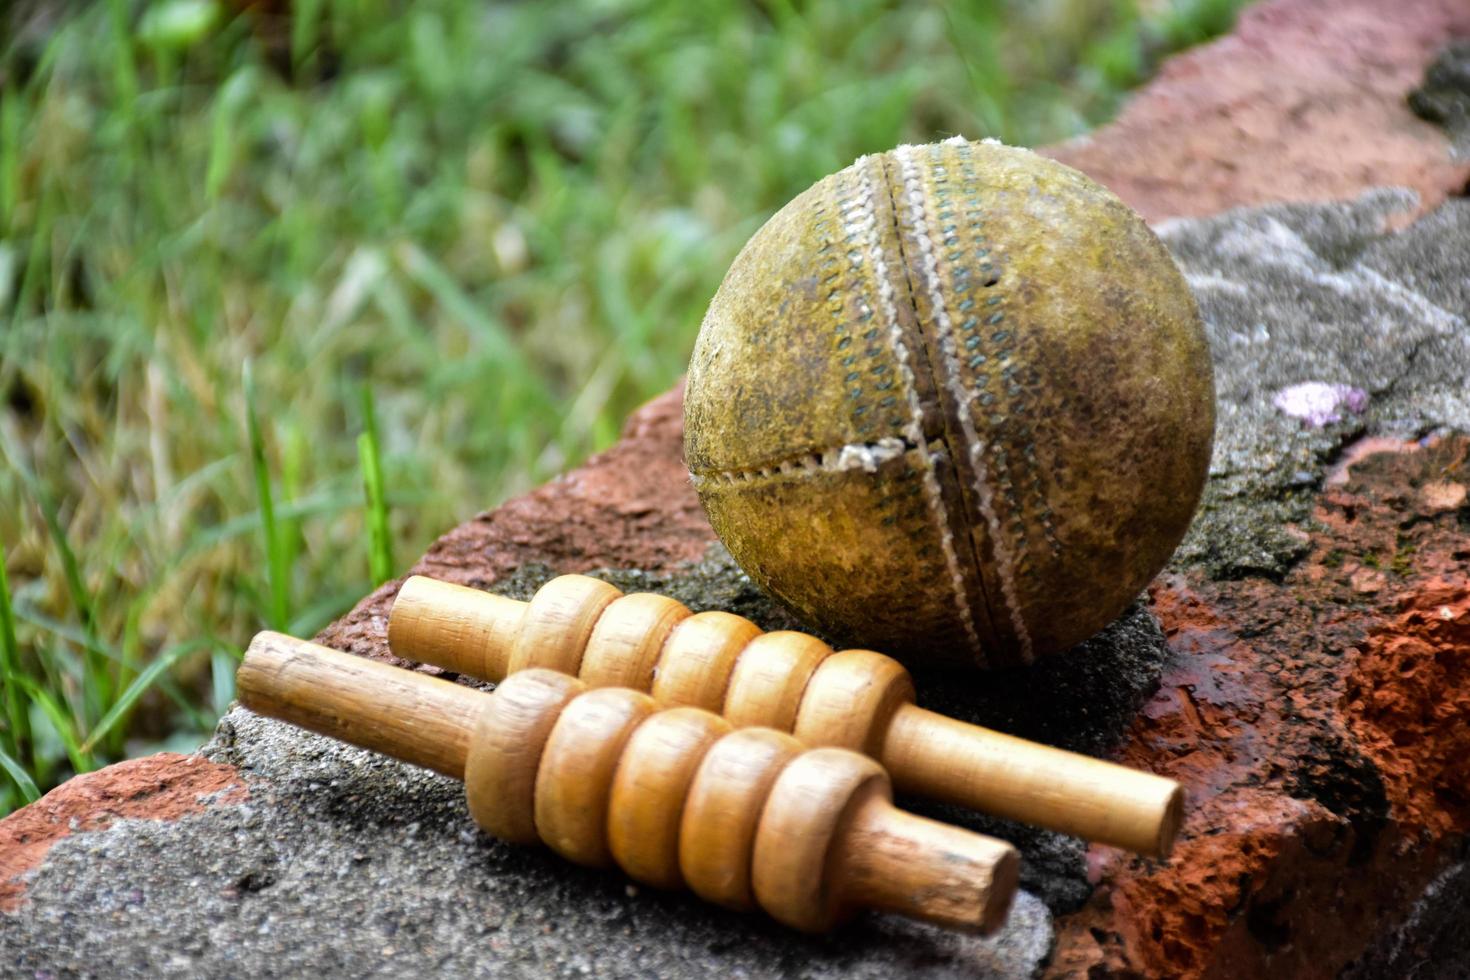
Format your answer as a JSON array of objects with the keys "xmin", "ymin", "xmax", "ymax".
[{"xmin": 683, "ymin": 138, "xmax": 1215, "ymax": 670}]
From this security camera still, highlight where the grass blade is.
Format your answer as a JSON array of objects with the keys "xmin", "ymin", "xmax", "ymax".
[
  {"xmin": 103, "ymin": 0, "xmax": 140, "ymax": 117},
  {"xmin": 10, "ymin": 675, "xmax": 89, "ymax": 774},
  {"xmin": 279, "ymin": 420, "xmax": 305, "ymax": 586},
  {"xmin": 210, "ymin": 641, "xmax": 240, "ymax": 717},
  {"xmin": 243, "ymin": 360, "xmax": 289, "ymax": 630},
  {"xmin": 358, "ymin": 385, "xmax": 392, "ymax": 585},
  {"xmin": 0, "ymin": 92, "xmax": 20, "ymax": 234},
  {"xmin": 0, "ymin": 744, "xmax": 41, "ymax": 805},
  {"xmin": 0, "ymin": 537, "xmax": 30, "ymax": 760},
  {"xmin": 5, "ymin": 435, "xmax": 115, "ymax": 725},
  {"xmin": 205, "ymin": 67, "xmax": 257, "ymax": 200},
  {"xmin": 291, "ymin": 0, "xmax": 327, "ymax": 73},
  {"xmin": 79, "ymin": 638, "xmax": 212, "ymax": 755}
]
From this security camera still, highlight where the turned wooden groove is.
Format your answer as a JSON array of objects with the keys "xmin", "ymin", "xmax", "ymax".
[
  {"xmin": 389, "ymin": 574, "xmax": 1185, "ymax": 857},
  {"xmin": 237, "ymin": 632, "xmax": 1020, "ymax": 934}
]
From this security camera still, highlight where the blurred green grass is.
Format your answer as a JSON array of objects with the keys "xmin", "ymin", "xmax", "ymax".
[{"xmin": 0, "ymin": 0, "xmax": 1245, "ymax": 812}]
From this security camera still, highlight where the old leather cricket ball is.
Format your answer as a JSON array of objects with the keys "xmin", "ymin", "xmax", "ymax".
[{"xmin": 683, "ymin": 138, "xmax": 1215, "ymax": 670}]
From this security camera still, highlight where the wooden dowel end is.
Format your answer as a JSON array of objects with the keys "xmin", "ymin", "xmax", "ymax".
[
  {"xmin": 839, "ymin": 790, "xmax": 1019, "ymax": 934},
  {"xmin": 388, "ymin": 576, "xmax": 523, "ymax": 680},
  {"xmin": 237, "ymin": 631, "xmax": 483, "ymax": 779},
  {"xmin": 883, "ymin": 704, "xmax": 1184, "ymax": 858}
]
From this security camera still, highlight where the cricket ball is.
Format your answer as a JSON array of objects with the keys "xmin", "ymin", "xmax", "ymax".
[{"xmin": 683, "ymin": 138, "xmax": 1214, "ymax": 670}]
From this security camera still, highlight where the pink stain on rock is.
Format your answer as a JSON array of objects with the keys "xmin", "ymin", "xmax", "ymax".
[{"xmin": 1272, "ymin": 382, "xmax": 1369, "ymax": 426}]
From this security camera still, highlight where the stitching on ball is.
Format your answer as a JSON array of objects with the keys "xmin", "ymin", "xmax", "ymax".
[
  {"xmin": 832, "ymin": 167, "xmax": 890, "ymax": 436},
  {"xmin": 895, "ymin": 143, "xmax": 1034, "ymax": 662},
  {"xmin": 948, "ymin": 147, "xmax": 1061, "ymax": 558},
  {"xmin": 688, "ymin": 435, "xmax": 940, "ymax": 486},
  {"xmin": 852, "ymin": 153, "xmax": 986, "ymax": 664}
]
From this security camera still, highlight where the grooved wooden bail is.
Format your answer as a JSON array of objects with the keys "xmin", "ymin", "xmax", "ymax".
[
  {"xmin": 388, "ymin": 574, "xmax": 1185, "ymax": 857},
  {"xmin": 236, "ymin": 632, "xmax": 1019, "ymax": 933}
]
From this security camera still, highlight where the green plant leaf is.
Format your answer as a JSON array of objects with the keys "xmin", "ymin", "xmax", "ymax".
[
  {"xmin": 80, "ymin": 638, "xmax": 211, "ymax": 755},
  {"xmin": 0, "ymin": 744, "xmax": 41, "ymax": 805}
]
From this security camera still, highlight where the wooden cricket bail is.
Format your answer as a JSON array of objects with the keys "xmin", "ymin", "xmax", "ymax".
[
  {"xmin": 388, "ymin": 573, "xmax": 1186, "ymax": 857},
  {"xmin": 487, "ymin": 682, "xmax": 1019, "ymax": 933},
  {"xmin": 238, "ymin": 635, "xmax": 1020, "ymax": 934}
]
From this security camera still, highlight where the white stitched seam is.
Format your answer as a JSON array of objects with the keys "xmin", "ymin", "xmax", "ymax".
[
  {"xmin": 688, "ymin": 436, "xmax": 924, "ymax": 485},
  {"xmin": 854, "ymin": 153, "xmax": 985, "ymax": 662},
  {"xmin": 895, "ymin": 143, "xmax": 1034, "ymax": 662}
]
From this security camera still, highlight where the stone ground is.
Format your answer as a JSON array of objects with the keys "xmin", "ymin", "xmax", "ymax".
[{"xmin": 5, "ymin": 1, "xmax": 1470, "ymax": 977}]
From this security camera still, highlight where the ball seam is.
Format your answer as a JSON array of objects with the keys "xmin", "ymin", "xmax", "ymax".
[
  {"xmin": 850, "ymin": 152, "xmax": 987, "ymax": 664},
  {"xmin": 893, "ymin": 142, "xmax": 1035, "ymax": 663},
  {"xmin": 687, "ymin": 435, "xmax": 932, "ymax": 485}
]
